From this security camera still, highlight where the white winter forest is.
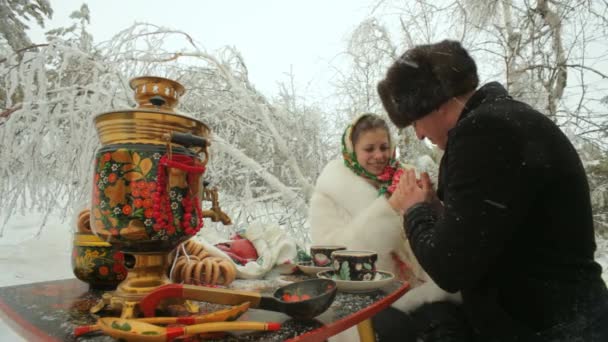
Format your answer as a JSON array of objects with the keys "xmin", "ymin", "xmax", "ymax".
[{"xmin": 2, "ymin": 0, "xmax": 608, "ymax": 339}]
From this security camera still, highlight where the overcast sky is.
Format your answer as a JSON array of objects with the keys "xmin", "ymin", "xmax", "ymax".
[
  {"xmin": 26, "ymin": 1, "xmax": 607, "ymax": 123},
  {"xmin": 27, "ymin": 0, "xmax": 376, "ymax": 100}
]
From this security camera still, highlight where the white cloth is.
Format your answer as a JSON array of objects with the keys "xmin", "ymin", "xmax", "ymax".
[{"xmin": 194, "ymin": 221, "xmax": 298, "ymax": 279}]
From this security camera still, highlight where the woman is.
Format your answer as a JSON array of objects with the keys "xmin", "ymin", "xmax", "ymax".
[{"xmin": 309, "ymin": 114, "xmax": 462, "ymax": 341}]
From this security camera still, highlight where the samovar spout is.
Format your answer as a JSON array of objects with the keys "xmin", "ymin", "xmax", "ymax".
[{"xmin": 202, "ymin": 187, "xmax": 232, "ymax": 225}]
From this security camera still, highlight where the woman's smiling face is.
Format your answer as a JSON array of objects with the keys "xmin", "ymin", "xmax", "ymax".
[{"xmin": 354, "ymin": 128, "xmax": 391, "ymax": 176}]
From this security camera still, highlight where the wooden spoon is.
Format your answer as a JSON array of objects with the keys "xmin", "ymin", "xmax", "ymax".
[
  {"xmin": 97, "ymin": 317, "xmax": 280, "ymax": 341},
  {"xmin": 74, "ymin": 302, "xmax": 249, "ymax": 337}
]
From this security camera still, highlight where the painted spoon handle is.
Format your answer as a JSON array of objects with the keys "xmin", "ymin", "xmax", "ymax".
[
  {"xmin": 74, "ymin": 324, "xmax": 224, "ymax": 340},
  {"xmin": 141, "ymin": 284, "xmax": 263, "ymax": 317},
  {"xmin": 178, "ymin": 321, "xmax": 281, "ymax": 338}
]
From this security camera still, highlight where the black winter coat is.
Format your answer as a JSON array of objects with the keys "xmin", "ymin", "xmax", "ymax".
[{"xmin": 405, "ymin": 82, "xmax": 608, "ymax": 341}]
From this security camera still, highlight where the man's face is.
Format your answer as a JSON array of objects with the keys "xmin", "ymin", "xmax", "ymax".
[{"xmin": 412, "ymin": 107, "xmax": 450, "ymax": 150}]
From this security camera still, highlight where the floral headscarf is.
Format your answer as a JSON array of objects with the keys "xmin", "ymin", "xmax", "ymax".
[{"xmin": 342, "ymin": 114, "xmax": 404, "ymax": 196}]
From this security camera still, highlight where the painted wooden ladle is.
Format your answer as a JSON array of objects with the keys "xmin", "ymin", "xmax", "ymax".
[
  {"xmin": 97, "ymin": 317, "xmax": 280, "ymax": 342},
  {"xmin": 140, "ymin": 278, "xmax": 337, "ymax": 319}
]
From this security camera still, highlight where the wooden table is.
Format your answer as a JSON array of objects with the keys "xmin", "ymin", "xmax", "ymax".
[{"xmin": 0, "ymin": 277, "xmax": 409, "ymax": 341}]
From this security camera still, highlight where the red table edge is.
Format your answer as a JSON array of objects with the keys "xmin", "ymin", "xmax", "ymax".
[
  {"xmin": 286, "ymin": 281, "xmax": 411, "ymax": 342},
  {"xmin": 0, "ymin": 298, "xmax": 60, "ymax": 342}
]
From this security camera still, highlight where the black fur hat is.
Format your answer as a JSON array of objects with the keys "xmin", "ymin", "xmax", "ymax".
[{"xmin": 377, "ymin": 40, "xmax": 479, "ymax": 128}]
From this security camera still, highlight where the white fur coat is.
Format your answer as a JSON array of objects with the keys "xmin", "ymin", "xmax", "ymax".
[{"xmin": 309, "ymin": 159, "xmax": 461, "ymax": 314}]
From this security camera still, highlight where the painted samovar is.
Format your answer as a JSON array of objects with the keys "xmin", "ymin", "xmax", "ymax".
[{"xmin": 87, "ymin": 76, "xmax": 230, "ymax": 317}]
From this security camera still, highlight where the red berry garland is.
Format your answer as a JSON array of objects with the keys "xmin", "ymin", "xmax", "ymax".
[{"xmin": 152, "ymin": 154, "xmax": 206, "ymax": 236}]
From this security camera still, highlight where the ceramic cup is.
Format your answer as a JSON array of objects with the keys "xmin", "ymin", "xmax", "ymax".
[
  {"xmin": 331, "ymin": 250, "xmax": 378, "ymax": 281},
  {"xmin": 310, "ymin": 245, "xmax": 347, "ymax": 267}
]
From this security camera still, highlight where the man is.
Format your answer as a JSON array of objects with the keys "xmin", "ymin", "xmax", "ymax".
[{"xmin": 378, "ymin": 40, "xmax": 608, "ymax": 341}]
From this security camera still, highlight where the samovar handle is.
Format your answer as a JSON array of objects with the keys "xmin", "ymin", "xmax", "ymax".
[
  {"xmin": 169, "ymin": 132, "xmax": 208, "ymax": 148},
  {"xmin": 163, "ymin": 132, "xmax": 209, "ymax": 165}
]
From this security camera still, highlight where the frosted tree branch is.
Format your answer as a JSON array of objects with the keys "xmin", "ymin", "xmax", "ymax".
[{"xmin": 212, "ymin": 135, "xmax": 309, "ymax": 216}]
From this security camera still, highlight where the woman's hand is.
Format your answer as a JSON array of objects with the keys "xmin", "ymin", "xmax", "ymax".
[
  {"xmin": 387, "ymin": 178, "xmax": 409, "ymax": 215},
  {"xmin": 388, "ymin": 169, "xmax": 437, "ymax": 214}
]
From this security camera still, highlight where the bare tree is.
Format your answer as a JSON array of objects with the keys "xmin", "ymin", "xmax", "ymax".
[{"xmin": 335, "ymin": 19, "xmax": 397, "ymax": 118}]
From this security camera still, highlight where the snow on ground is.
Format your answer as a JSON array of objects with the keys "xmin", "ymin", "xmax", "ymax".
[
  {"xmin": 0, "ymin": 213, "xmax": 74, "ymax": 287},
  {"xmin": 1, "ymin": 212, "xmax": 608, "ymax": 339}
]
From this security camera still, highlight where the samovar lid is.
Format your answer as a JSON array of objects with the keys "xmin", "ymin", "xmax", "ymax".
[
  {"xmin": 93, "ymin": 76, "xmax": 210, "ymax": 145},
  {"xmin": 93, "ymin": 76, "xmax": 206, "ymax": 126}
]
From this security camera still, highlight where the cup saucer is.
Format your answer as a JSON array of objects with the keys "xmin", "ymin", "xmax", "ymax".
[
  {"xmin": 316, "ymin": 270, "xmax": 395, "ymax": 293},
  {"xmin": 297, "ymin": 262, "xmax": 332, "ymax": 277}
]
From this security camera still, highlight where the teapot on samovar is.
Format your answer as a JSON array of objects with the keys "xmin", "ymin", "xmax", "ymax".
[{"xmin": 86, "ymin": 76, "xmax": 230, "ymax": 317}]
